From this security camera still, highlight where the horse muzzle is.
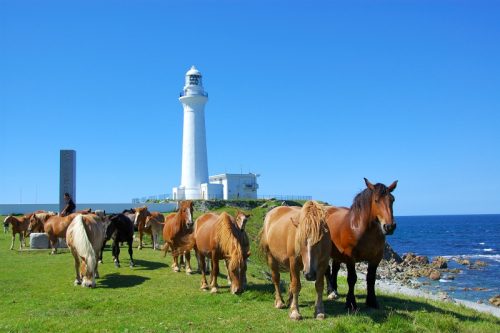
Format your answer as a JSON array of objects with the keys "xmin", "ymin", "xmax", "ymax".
[{"xmin": 383, "ymin": 223, "xmax": 396, "ymax": 235}]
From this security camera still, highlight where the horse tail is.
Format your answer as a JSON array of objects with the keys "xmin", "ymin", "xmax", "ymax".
[{"xmin": 70, "ymin": 214, "xmax": 96, "ymax": 276}]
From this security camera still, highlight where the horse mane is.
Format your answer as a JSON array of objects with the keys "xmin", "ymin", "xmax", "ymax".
[
  {"xmin": 215, "ymin": 212, "xmax": 244, "ymax": 272},
  {"xmin": 296, "ymin": 201, "xmax": 327, "ymax": 247},
  {"xmin": 69, "ymin": 215, "xmax": 96, "ymax": 276},
  {"xmin": 350, "ymin": 183, "xmax": 388, "ymax": 229}
]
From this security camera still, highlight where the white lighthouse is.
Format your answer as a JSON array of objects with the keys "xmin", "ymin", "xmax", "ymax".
[{"xmin": 173, "ymin": 66, "xmax": 209, "ymax": 200}]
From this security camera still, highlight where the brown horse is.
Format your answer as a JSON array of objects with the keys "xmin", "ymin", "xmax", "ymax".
[
  {"xmin": 260, "ymin": 201, "xmax": 331, "ymax": 320},
  {"xmin": 194, "ymin": 211, "xmax": 251, "ymax": 286},
  {"xmin": 325, "ymin": 178, "xmax": 397, "ymax": 310},
  {"xmin": 66, "ymin": 214, "xmax": 106, "ymax": 288},
  {"xmin": 194, "ymin": 212, "xmax": 248, "ymax": 294},
  {"xmin": 161, "ymin": 200, "xmax": 195, "ymax": 273},
  {"xmin": 28, "ymin": 213, "xmax": 78, "ymax": 254},
  {"xmin": 133, "ymin": 206, "xmax": 155, "ymax": 250},
  {"xmin": 27, "ymin": 212, "xmax": 56, "ymax": 233},
  {"xmin": 144, "ymin": 212, "xmax": 165, "ymax": 250},
  {"xmin": 4, "ymin": 215, "xmax": 30, "ymax": 250}
]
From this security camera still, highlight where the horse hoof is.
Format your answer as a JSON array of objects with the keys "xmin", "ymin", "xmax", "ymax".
[
  {"xmin": 74, "ymin": 279, "xmax": 81, "ymax": 286},
  {"xmin": 173, "ymin": 267, "xmax": 180, "ymax": 273},
  {"xmin": 210, "ymin": 287, "xmax": 218, "ymax": 294},
  {"xmin": 327, "ymin": 291, "xmax": 339, "ymax": 300},
  {"xmin": 315, "ymin": 313, "xmax": 326, "ymax": 320},
  {"xmin": 186, "ymin": 268, "xmax": 192, "ymax": 275},
  {"xmin": 114, "ymin": 262, "xmax": 120, "ymax": 268},
  {"xmin": 200, "ymin": 284, "xmax": 209, "ymax": 290},
  {"xmin": 98, "ymin": 260, "xmax": 103, "ymax": 264},
  {"xmin": 129, "ymin": 262, "xmax": 134, "ymax": 268},
  {"xmin": 275, "ymin": 300, "xmax": 286, "ymax": 309},
  {"xmin": 289, "ymin": 310, "xmax": 302, "ymax": 321}
]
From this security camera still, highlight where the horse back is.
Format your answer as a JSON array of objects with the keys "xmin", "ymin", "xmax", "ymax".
[
  {"xmin": 262, "ymin": 206, "xmax": 300, "ymax": 263},
  {"xmin": 194, "ymin": 215, "xmax": 218, "ymax": 254}
]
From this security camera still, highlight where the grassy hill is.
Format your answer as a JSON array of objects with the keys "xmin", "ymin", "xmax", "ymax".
[{"xmin": 1, "ymin": 204, "xmax": 499, "ymax": 332}]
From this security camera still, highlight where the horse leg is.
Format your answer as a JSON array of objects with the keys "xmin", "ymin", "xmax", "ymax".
[
  {"xmin": 113, "ymin": 240, "xmax": 120, "ymax": 268},
  {"xmin": 345, "ymin": 262, "xmax": 358, "ymax": 311},
  {"xmin": 138, "ymin": 231, "xmax": 143, "ymax": 250},
  {"xmin": 199, "ymin": 253, "xmax": 209, "ymax": 290},
  {"xmin": 268, "ymin": 255, "xmax": 285, "ymax": 309},
  {"xmin": 172, "ymin": 252, "xmax": 180, "ymax": 272},
  {"xmin": 70, "ymin": 247, "xmax": 81, "ymax": 285},
  {"xmin": 288, "ymin": 259, "xmax": 302, "ymax": 320},
  {"xmin": 210, "ymin": 254, "xmax": 219, "ymax": 293},
  {"xmin": 314, "ymin": 265, "xmax": 328, "ymax": 320},
  {"xmin": 185, "ymin": 251, "xmax": 193, "ymax": 275},
  {"xmin": 10, "ymin": 234, "xmax": 15, "ymax": 250},
  {"xmin": 128, "ymin": 240, "xmax": 135, "ymax": 267},
  {"xmin": 225, "ymin": 259, "xmax": 231, "ymax": 286},
  {"xmin": 50, "ymin": 236, "xmax": 58, "ymax": 254},
  {"xmin": 366, "ymin": 262, "xmax": 379, "ymax": 308},
  {"xmin": 326, "ymin": 260, "xmax": 341, "ymax": 300},
  {"xmin": 98, "ymin": 240, "xmax": 106, "ymax": 263}
]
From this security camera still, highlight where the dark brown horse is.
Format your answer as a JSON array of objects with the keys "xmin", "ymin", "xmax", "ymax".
[
  {"xmin": 260, "ymin": 201, "xmax": 332, "ymax": 320},
  {"xmin": 161, "ymin": 201, "xmax": 195, "ymax": 273},
  {"xmin": 325, "ymin": 178, "xmax": 397, "ymax": 310}
]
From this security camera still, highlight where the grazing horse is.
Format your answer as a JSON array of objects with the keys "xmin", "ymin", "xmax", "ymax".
[
  {"xmin": 195, "ymin": 211, "xmax": 251, "ymax": 283},
  {"xmin": 194, "ymin": 212, "xmax": 248, "ymax": 294},
  {"xmin": 325, "ymin": 178, "xmax": 398, "ymax": 310},
  {"xmin": 144, "ymin": 212, "xmax": 165, "ymax": 250},
  {"xmin": 99, "ymin": 213, "xmax": 135, "ymax": 268},
  {"xmin": 66, "ymin": 214, "xmax": 106, "ymax": 288},
  {"xmin": 260, "ymin": 201, "xmax": 331, "ymax": 320},
  {"xmin": 29, "ymin": 213, "xmax": 78, "ymax": 254},
  {"xmin": 161, "ymin": 200, "xmax": 195, "ymax": 274},
  {"xmin": 4, "ymin": 215, "xmax": 30, "ymax": 250}
]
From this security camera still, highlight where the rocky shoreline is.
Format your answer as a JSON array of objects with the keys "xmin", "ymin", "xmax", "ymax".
[{"xmin": 339, "ymin": 243, "xmax": 500, "ymax": 318}]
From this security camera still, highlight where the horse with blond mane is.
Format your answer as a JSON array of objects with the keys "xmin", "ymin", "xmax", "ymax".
[
  {"xmin": 4, "ymin": 214, "xmax": 31, "ymax": 250},
  {"xmin": 260, "ymin": 200, "xmax": 331, "ymax": 320},
  {"xmin": 66, "ymin": 214, "xmax": 106, "ymax": 287},
  {"xmin": 324, "ymin": 178, "xmax": 397, "ymax": 310},
  {"xmin": 194, "ymin": 212, "xmax": 248, "ymax": 294},
  {"xmin": 161, "ymin": 200, "xmax": 195, "ymax": 273},
  {"xmin": 28, "ymin": 212, "xmax": 77, "ymax": 254},
  {"xmin": 194, "ymin": 210, "xmax": 251, "ymax": 288}
]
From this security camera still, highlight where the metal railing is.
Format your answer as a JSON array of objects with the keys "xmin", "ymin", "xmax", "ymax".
[{"xmin": 258, "ymin": 194, "xmax": 312, "ymax": 201}]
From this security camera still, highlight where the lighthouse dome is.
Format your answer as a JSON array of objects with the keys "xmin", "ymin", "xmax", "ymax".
[{"xmin": 186, "ymin": 66, "xmax": 202, "ymax": 76}]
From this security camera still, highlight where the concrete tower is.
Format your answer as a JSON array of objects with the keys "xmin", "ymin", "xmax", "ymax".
[{"xmin": 173, "ymin": 66, "xmax": 209, "ymax": 200}]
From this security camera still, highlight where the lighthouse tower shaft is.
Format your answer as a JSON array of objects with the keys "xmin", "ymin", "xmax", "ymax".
[{"xmin": 176, "ymin": 66, "xmax": 209, "ymax": 200}]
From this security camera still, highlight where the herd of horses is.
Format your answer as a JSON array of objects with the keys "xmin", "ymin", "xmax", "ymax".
[{"xmin": 3, "ymin": 178, "xmax": 397, "ymax": 320}]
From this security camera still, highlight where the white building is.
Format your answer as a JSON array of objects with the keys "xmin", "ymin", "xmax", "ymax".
[{"xmin": 172, "ymin": 66, "xmax": 259, "ymax": 201}]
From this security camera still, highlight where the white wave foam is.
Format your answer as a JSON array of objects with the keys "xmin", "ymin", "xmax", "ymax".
[
  {"xmin": 483, "ymin": 248, "xmax": 494, "ymax": 252},
  {"xmin": 441, "ymin": 254, "xmax": 500, "ymax": 263},
  {"xmin": 479, "ymin": 242, "xmax": 485, "ymax": 245}
]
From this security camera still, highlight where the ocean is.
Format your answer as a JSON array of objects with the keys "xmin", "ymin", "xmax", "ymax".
[{"xmin": 388, "ymin": 214, "xmax": 500, "ymax": 303}]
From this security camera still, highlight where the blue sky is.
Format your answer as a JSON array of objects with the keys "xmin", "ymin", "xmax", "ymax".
[{"xmin": 1, "ymin": 0, "xmax": 499, "ymax": 215}]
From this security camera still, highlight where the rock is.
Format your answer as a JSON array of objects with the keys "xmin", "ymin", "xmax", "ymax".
[
  {"xmin": 472, "ymin": 287, "xmax": 489, "ymax": 291},
  {"xmin": 416, "ymin": 255, "xmax": 430, "ymax": 265},
  {"xmin": 431, "ymin": 256, "xmax": 448, "ymax": 269},
  {"xmin": 455, "ymin": 258, "xmax": 470, "ymax": 266},
  {"xmin": 402, "ymin": 252, "xmax": 429, "ymax": 266},
  {"xmin": 30, "ymin": 233, "xmax": 49, "ymax": 249},
  {"xmin": 474, "ymin": 260, "xmax": 488, "ymax": 267},
  {"xmin": 429, "ymin": 269, "xmax": 441, "ymax": 280},
  {"xmin": 442, "ymin": 274, "xmax": 455, "ymax": 280},
  {"xmin": 488, "ymin": 295, "xmax": 500, "ymax": 307},
  {"xmin": 383, "ymin": 242, "xmax": 403, "ymax": 263}
]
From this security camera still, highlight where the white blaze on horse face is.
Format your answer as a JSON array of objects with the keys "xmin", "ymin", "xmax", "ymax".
[{"xmin": 185, "ymin": 208, "xmax": 192, "ymax": 226}]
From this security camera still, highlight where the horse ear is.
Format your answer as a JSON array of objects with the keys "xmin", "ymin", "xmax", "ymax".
[
  {"xmin": 364, "ymin": 178, "xmax": 375, "ymax": 190},
  {"xmin": 290, "ymin": 217, "xmax": 299, "ymax": 228},
  {"xmin": 388, "ymin": 180, "xmax": 398, "ymax": 192}
]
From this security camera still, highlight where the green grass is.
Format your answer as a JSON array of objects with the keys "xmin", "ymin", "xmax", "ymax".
[{"xmin": 1, "ymin": 209, "xmax": 499, "ymax": 333}]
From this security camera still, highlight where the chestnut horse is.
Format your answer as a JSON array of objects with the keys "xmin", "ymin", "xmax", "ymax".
[
  {"xmin": 325, "ymin": 178, "xmax": 397, "ymax": 310},
  {"xmin": 4, "ymin": 215, "xmax": 30, "ymax": 250},
  {"xmin": 260, "ymin": 201, "xmax": 331, "ymax": 320},
  {"xmin": 161, "ymin": 200, "xmax": 195, "ymax": 273},
  {"xmin": 194, "ymin": 212, "xmax": 248, "ymax": 294},
  {"xmin": 194, "ymin": 211, "xmax": 251, "ymax": 286},
  {"xmin": 66, "ymin": 214, "xmax": 105, "ymax": 288},
  {"xmin": 28, "ymin": 213, "xmax": 78, "ymax": 254},
  {"xmin": 133, "ymin": 206, "xmax": 155, "ymax": 250},
  {"xmin": 144, "ymin": 212, "xmax": 165, "ymax": 250}
]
